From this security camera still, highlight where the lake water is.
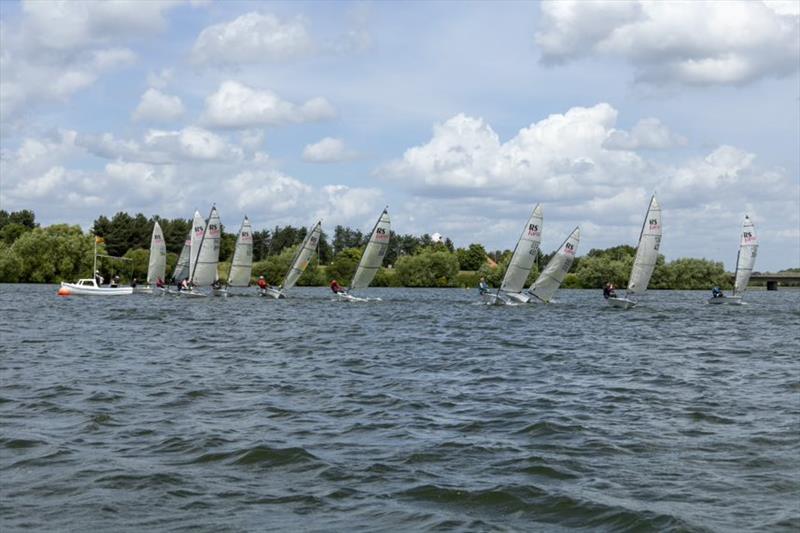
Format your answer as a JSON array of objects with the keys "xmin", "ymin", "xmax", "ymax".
[{"xmin": 1, "ymin": 284, "xmax": 798, "ymax": 531}]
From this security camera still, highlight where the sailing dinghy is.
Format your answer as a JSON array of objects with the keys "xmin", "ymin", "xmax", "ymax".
[
  {"xmin": 607, "ymin": 195, "xmax": 662, "ymax": 309},
  {"xmin": 220, "ymin": 216, "xmax": 253, "ymax": 296},
  {"xmin": 167, "ymin": 230, "xmax": 191, "ymax": 294},
  {"xmin": 180, "ymin": 207, "xmax": 221, "ymax": 297},
  {"xmin": 337, "ymin": 209, "xmax": 390, "ymax": 302},
  {"xmin": 708, "ymin": 215, "xmax": 757, "ymax": 305},
  {"xmin": 135, "ymin": 221, "xmax": 167, "ymax": 294},
  {"xmin": 482, "ymin": 204, "xmax": 543, "ymax": 305},
  {"xmin": 263, "ymin": 221, "xmax": 322, "ymax": 299},
  {"xmin": 526, "ymin": 226, "xmax": 580, "ymax": 304}
]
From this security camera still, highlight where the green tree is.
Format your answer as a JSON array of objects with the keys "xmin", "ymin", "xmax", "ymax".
[
  {"xmin": 326, "ymin": 247, "xmax": 362, "ymax": 284},
  {"xmin": 10, "ymin": 225, "xmax": 94, "ymax": 283},
  {"xmin": 395, "ymin": 248, "xmax": 459, "ymax": 287},
  {"xmin": 456, "ymin": 243, "xmax": 488, "ymax": 271},
  {"xmin": 0, "ymin": 223, "xmax": 32, "ymax": 245}
]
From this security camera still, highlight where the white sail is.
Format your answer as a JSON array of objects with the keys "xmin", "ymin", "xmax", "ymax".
[
  {"xmin": 146, "ymin": 221, "xmax": 167, "ymax": 284},
  {"xmin": 188, "ymin": 211, "xmax": 205, "ymax": 284},
  {"xmin": 282, "ymin": 221, "xmax": 322, "ymax": 291},
  {"xmin": 500, "ymin": 204, "xmax": 543, "ymax": 294},
  {"xmin": 627, "ymin": 195, "xmax": 662, "ymax": 295},
  {"xmin": 172, "ymin": 230, "xmax": 191, "ymax": 281},
  {"xmin": 350, "ymin": 209, "xmax": 391, "ymax": 290},
  {"xmin": 190, "ymin": 207, "xmax": 221, "ymax": 286},
  {"xmin": 227, "ymin": 216, "xmax": 253, "ymax": 287},
  {"xmin": 529, "ymin": 226, "xmax": 580, "ymax": 303},
  {"xmin": 733, "ymin": 215, "xmax": 757, "ymax": 296}
]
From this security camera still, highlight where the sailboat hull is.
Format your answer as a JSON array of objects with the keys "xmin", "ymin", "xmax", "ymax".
[
  {"xmin": 607, "ymin": 296, "xmax": 637, "ymax": 309},
  {"xmin": 261, "ymin": 287, "xmax": 285, "ymax": 299},
  {"xmin": 708, "ymin": 295, "xmax": 743, "ymax": 305},
  {"xmin": 481, "ymin": 292, "xmax": 528, "ymax": 305},
  {"xmin": 60, "ymin": 281, "xmax": 133, "ymax": 296},
  {"xmin": 176, "ymin": 289, "xmax": 207, "ymax": 298},
  {"xmin": 133, "ymin": 286, "xmax": 153, "ymax": 294}
]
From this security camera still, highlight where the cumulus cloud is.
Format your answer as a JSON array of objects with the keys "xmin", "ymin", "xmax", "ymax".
[
  {"xmin": 192, "ymin": 12, "xmax": 313, "ymax": 65},
  {"xmin": 535, "ymin": 0, "xmax": 800, "ymax": 86},
  {"xmin": 603, "ymin": 118, "xmax": 687, "ymax": 151},
  {"xmin": 202, "ymin": 81, "xmax": 336, "ymax": 129},
  {"xmin": 132, "ymin": 88, "xmax": 185, "ymax": 122},
  {"xmin": 382, "ymin": 103, "xmax": 798, "ymax": 243},
  {"xmin": 75, "ymin": 127, "xmax": 243, "ymax": 163},
  {"xmin": 1, "ymin": 1, "xmax": 186, "ymax": 120},
  {"xmin": 383, "ymin": 104, "xmax": 647, "ymax": 200},
  {"xmin": 302, "ymin": 137, "xmax": 358, "ymax": 163}
]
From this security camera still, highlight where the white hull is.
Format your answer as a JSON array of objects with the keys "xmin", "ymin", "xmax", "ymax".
[
  {"xmin": 212, "ymin": 287, "xmax": 228, "ymax": 297},
  {"xmin": 708, "ymin": 295, "xmax": 743, "ymax": 305},
  {"xmin": 176, "ymin": 289, "xmax": 207, "ymax": 298},
  {"xmin": 481, "ymin": 291, "xmax": 528, "ymax": 306},
  {"xmin": 607, "ymin": 296, "xmax": 637, "ymax": 309},
  {"xmin": 261, "ymin": 287, "xmax": 285, "ymax": 299},
  {"xmin": 60, "ymin": 280, "xmax": 132, "ymax": 296},
  {"xmin": 336, "ymin": 292, "xmax": 378, "ymax": 302},
  {"xmin": 133, "ymin": 286, "xmax": 153, "ymax": 294}
]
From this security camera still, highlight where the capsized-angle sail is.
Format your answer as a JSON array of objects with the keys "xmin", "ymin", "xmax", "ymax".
[
  {"xmin": 500, "ymin": 204, "xmax": 543, "ymax": 294},
  {"xmin": 627, "ymin": 195, "xmax": 662, "ymax": 295},
  {"xmin": 227, "ymin": 216, "xmax": 253, "ymax": 287},
  {"xmin": 146, "ymin": 221, "xmax": 167, "ymax": 284},
  {"xmin": 733, "ymin": 215, "xmax": 757, "ymax": 296},
  {"xmin": 282, "ymin": 221, "xmax": 322, "ymax": 291},
  {"xmin": 172, "ymin": 230, "xmax": 191, "ymax": 281},
  {"xmin": 350, "ymin": 209, "xmax": 391, "ymax": 290},
  {"xmin": 190, "ymin": 206, "xmax": 221, "ymax": 287},
  {"xmin": 528, "ymin": 226, "xmax": 580, "ymax": 303}
]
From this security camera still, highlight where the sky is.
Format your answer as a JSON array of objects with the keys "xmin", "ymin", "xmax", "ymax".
[{"xmin": 0, "ymin": 0, "xmax": 798, "ymax": 271}]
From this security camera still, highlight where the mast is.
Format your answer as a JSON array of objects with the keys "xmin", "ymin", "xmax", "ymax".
[{"xmin": 189, "ymin": 206, "xmax": 213, "ymax": 284}]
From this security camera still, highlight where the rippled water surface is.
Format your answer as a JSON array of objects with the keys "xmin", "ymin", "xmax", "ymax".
[{"xmin": 1, "ymin": 284, "xmax": 799, "ymax": 531}]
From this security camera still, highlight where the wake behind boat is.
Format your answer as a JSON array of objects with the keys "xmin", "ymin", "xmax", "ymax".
[
  {"xmin": 708, "ymin": 215, "xmax": 757, "ymax": 305},
  {"xmin": 607, "ymin": 195, "xmax": 662, "ymax": 309}
]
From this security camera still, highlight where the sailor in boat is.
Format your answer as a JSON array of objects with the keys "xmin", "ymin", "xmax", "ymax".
[
  {"xmin": 330, "ymin": 279, "xmax": 346, "ymax": 294},
  {"xmin": 180, "ymin": 278, "xmax": 190, "ymax": 291},
  {"xmin": 212, "ymin": 279, "xmax": 222, "ymax": 290},
  {"xmin": 257, "ymin": 275, "xmax": 268, "ymax": 294},
  {"xmin": 156, "ymin": 277, "xmax": 165, "ymax": 289},
  {"xmin": 94, "ymin": 271, "xmax": 104, "ymax": 286},
  {"xmin": 478, "ymin": 277, "xmax": 489, "ymax": 295},
  {"xmin": 131, "ymin": 277, "xmax": 138, "ymax": 288},
  {"xmin": 711, "ymin": 286, "xmax": 724, "ymax": 298},
  {"xmin": 603, "ymin": 282, "xmax": 617, "ymax": 299},
  {"xmin": 110, "ymin": 275, "xmax": 120, "ymax": 288}
]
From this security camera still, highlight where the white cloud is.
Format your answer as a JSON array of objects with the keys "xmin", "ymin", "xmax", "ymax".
[
  {"xmin": 202, "ymin": 81, "xmax": 336, "ymax": 128},
  {"xmin": 536, "ymin": 0, "xmax": 800, "ymax": 86},
  {"xmin": 144, "ymin": 127, "xmax": 243, "ymax": 161},
  {"xmin": 192, "ymin": 12, "xmax": 313, "ymax": 65},
  {"xmin": 75, "ymin": 127, "xmax": 243, "ymax": 163},
  {"xmin": 383, "ymin": 104, "xmax": 646, "ymax": 199},
  {"xmin": 132, "ymin": 88, "xmax": 185, "ymax": 122},
  {"xmin": 226, "ymin": 170, "xmax": 313, "ymax": 212},
  {"xmin": 603, "ymin": 118, "xmax": 687, "ymax": 151},
  {"xmin": 1, "ymin": 0, "xmax": 183, "ymax": 120},
  {"xmin": 20, "ymin": 0, "xmax": 180, "ymax": 52},
  {"xmin": 315, "ymin": 185, "xmax": 383, "ymax": 221},
  {"xmin": 146, "ymin": 67, "xmax": 173, "ymax": 89},
  {"xmin": 302, "ymin": 137, "xmax": 358, "ymax": 163},
  {"xmin": 384, "ymin": 104, "xmax": 800, "ymax": 234}
]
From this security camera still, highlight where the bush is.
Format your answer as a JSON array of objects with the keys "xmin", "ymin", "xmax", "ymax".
[{"xmin": 396, "ymin": 249, "xmax": 459, "ymax": 287}]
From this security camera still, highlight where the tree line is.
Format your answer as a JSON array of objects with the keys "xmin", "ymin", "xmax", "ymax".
[{"xmin": 0, "ymin": 209, "xmax": 780, "ymax": 290}]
